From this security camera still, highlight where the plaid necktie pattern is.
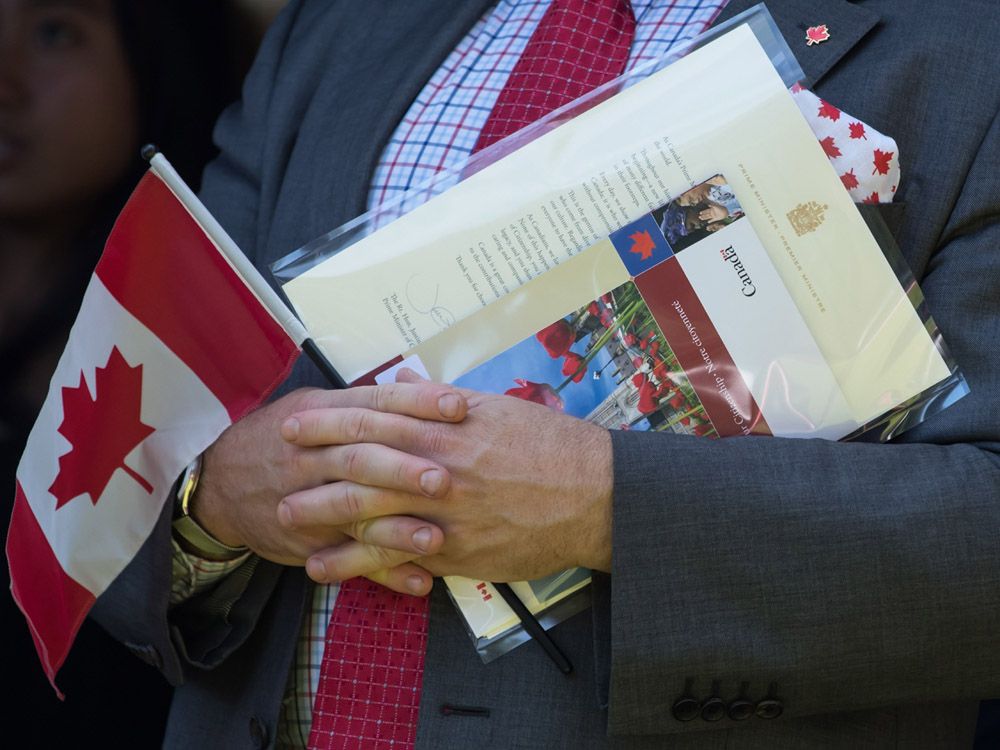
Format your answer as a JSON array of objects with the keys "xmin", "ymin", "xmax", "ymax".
[
  {"xmin": 308, "ymin": 579, "xmax": 428, "ymax": 749},
  {"xmin": 308, "ymin": 3, "xmax": 636, "ymax": 748}
]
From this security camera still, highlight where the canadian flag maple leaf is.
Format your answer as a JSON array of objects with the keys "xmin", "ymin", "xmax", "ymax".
[
  {"xmin": 840, "ymin": 168, "xmax": 860, "ymax": 190},
  {"xmin": 848, "ymin": 121, "xmax": 867, "ymax": 140},
  {"xmin": 862, "ymin": 191, "xmax": 880, "ymax": 205},
  {"xmin": 628, "ymin": 230, "xmax": 656, "ymax": 261},
  {"xmin": 872, "ymin": 148, "xmax": 894, "ymax": 175},
  {"xmin": 819, "ymin": 135, "xmax": 842, "ymax": 159},
  {"xmin": 817, "ymin": 99, "xmax": 840, "ymax": 121},
  {"xmin": 49, "ymin": 346, "xmax": 155, "ymax": 509}
]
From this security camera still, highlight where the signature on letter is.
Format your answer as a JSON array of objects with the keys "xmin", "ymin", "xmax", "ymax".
[{"xmin": 406, "ymin": 274, "xmax": 456, "ymax": 329}]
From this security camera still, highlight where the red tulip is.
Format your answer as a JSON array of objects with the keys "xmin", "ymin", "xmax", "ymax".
[
  {"xmin": 624, "ymin": 333, "xmax": 637, "ymax": 347},
  {"xmin": 505, "ymin": 379, "xmax": 564, "ymax": 411},
  {"xmin": 669, "ymin": 392, "xmax": 686, "ymax": 410},
  {"xmin": 587, "ymin": 301, "xmax": 601, "ymax": 318},
  {"xmin": 536, "ymin": 319, "xmax": 573, "ymax": 358},
  {"xmin": 637, "ymin": 378, "xmax": 661, "ymax": 414},
  {"xmin": 562, "ymin": 352, "xmax": 587, "ymax": 383},
  {"xmin": 631, "ymin": 371, "xmax": 646, "ymax": 387}
]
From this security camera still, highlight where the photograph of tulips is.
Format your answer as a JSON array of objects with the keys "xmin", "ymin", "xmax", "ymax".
[{"xmin": 455, "ymin": 279, "xmax": 717, "ymax": 437}]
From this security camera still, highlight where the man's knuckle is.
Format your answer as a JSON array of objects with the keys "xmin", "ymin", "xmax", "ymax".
[
  {"xmin": 371, "ymin": 384, "xmax": 392, "ymax": 415},
  {"xmin": 342, "ymin": 445, "xmax": 366, "ymax": 479},
  {"xmin": 347, "ymin": 519, "xmax": 370, "ymax": 544},
  {"xmin": 341, "ymin": 483, "xmax": 364, "ymax": 521},
  {"xmin": 288, "ymin": 448, "xmax": 309, "ymax": 477},
  {"xmin": 369, "ymin": 543, "xmax": 399, "ymax": 569},
  {"xmin": 419, "ymin": 422, "xmax": 449, "ymax": 455}
]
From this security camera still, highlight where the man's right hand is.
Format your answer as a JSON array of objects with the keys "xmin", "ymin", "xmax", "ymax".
[{"xmin": 190, "ymin": 382, "xmax": 468, "ymax": 595}]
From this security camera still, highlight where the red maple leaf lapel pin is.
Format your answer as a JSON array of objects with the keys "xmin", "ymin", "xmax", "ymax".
[
  {"xmin": 805, "ymin": 25, "xmax": 831, "ymax": 46},
  {"xmin": 628, "ymin": 230, "xmax": 656, "ymax": 261},
  {"xmin": 49, "ymin": 346, "xmax": 155, "ymax": 509}
]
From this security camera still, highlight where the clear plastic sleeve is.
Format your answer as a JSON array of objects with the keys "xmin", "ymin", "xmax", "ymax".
[{"xmin": 270, "ymin": 4, "xmax": 969, "ymax": 662}]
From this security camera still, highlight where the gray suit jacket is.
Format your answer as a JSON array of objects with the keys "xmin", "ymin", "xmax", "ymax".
[{"xmin": 93, "ymin": 1, "xmax": 1000, "ymax": 747}]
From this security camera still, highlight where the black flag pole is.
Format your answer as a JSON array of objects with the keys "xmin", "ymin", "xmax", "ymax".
[{"xmin": 143, "ymin": 145, "xmax": 572, "ymax": 675}]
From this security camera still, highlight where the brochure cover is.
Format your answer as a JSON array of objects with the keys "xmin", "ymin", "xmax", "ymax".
[{"xmin": 434, "ymin": 172, "xmax": 860, "ymax": 641}]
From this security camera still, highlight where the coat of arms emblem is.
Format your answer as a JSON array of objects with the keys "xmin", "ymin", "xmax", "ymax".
[{"xmin": 787, "ymin": 201, "xmax": 829, "ymax": 236}]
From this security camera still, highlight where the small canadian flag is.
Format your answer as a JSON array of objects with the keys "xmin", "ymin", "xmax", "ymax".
[{"xmin": 6, "ymin": 155, "xmax": 305, "ymax": 693}]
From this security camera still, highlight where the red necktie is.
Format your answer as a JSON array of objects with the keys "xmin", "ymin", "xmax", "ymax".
[{"xmin": 309, "ymin": 3, "xmax": 635, "ymax": 748}]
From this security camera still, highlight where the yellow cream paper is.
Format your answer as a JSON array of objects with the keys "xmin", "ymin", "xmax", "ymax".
[{"xmin": 283, "ymin": 22, "xmax": 948, "ymax": 435}]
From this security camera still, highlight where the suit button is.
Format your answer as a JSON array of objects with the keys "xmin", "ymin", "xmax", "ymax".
[
  {"xmin": 727, "ymin": 699, "xmax": 754, "ymax": 721},
  {"xmin": 700, "ymin": 696, "xmax": 726, "ymax": 722},
  {"xmin": 672, "ymin": 696, "xmax": 701, "ymax": 722},
  {"xmin": 755, "ymin": 698, "xmax": 784, "ymax": 720},
  {"xmin": 249, "ymin": 715, "xmax": 269, "ymax": 748}
]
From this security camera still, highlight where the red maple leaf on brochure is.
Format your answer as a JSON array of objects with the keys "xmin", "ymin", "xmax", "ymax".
[
  {"xmin": 862, "ymin": 191, "xmax": 880, "ymax": 205},
  {"xmin": 819, "ymin": 135, "xmax": 842, "ymax": 159},
  {"xmin": 848, "ymin": 121, "xmax": 867, "ymax": 140},
  {"xmin": 840, "ymin": 169, "xmax": 860, "ymax": 190},
  {"xmin": 817, "ymin": 99, "xmax": 841, "ymax": 121},
  {"xmin": 628, "ymin": 230, "xmax": 656, "ymax": 261},
  {"xmin": 49, "ymin": 346, "xmax": 155, "ymax": 509},
  {"xmin": 873, "ymin": 148, "xmax": 895, "ymax": 175}
]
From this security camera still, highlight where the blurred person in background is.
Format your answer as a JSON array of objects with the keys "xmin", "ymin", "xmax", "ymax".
[{"xmin": 0, "ymin": 0, "xmax": 260, "ymax": 742}]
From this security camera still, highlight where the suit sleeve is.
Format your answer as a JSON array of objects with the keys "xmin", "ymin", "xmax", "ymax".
[
  {"xmin": 601, "ymin": 104, "xmax": 1000, "ymax": 735},
  {"xmin": 88, "ymin": 1, "xmax": 307, "ymax": 686}
]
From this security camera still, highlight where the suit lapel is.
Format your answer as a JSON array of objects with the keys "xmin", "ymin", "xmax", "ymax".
[
  {"xmin": 265, "ymin": 0, "xmax": 496, "ymax": 257},
  {"xmin": 714, "ymin": 0, "xmax": 880, "ymax": 87}
]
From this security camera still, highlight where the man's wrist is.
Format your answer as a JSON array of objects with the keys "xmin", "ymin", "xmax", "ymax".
[{"xmin": 173, "ymin": 455, "xmax": 248, "ymax": 561}]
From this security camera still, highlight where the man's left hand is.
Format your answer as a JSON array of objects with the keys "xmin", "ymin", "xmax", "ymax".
[{"xmin": 278, "ymin": 370, "xmax": 614, "ymax": 584}]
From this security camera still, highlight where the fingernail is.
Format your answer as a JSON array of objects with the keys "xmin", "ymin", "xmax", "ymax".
[
  {"xmin": 406, "ymin": 575, "xmax": 426, "ymax": 594},
  {"xmin": 412, "ymin": 527, "xmax": 433, "ymax": 553},
  {"xmin": 306, "ymin": 558, "xmax": 327, "ymax": 582},
  {"xmin": 420, "ymin": 468, "xmax": 444, "ymax": 496},
  {"xmin": 282, "ymin": 417, "xmax": 300, "ymax": 441},
  {"xmin": 277, "ymin": 501, "xmax": 294, "ymax": 528},
  {"xmin": 438, "ymin": 393, "xmax": 461, "ymax": 419}
]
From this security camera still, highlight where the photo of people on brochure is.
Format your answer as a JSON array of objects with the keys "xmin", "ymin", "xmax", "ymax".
[
  {"xmin": 652, "ymin": 173, "xmax": 746, "ymax": 253},
  {"xmin": 454, "ymin": 280, "xmax": 716, "ymax": 438}
]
